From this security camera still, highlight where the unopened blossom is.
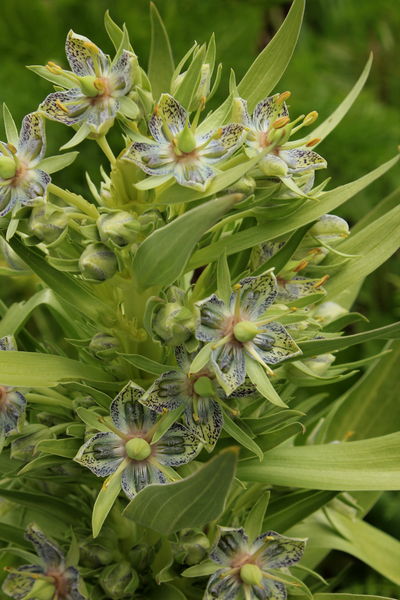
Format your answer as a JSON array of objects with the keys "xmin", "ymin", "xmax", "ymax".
[
  {"xmin": 195, "ymin": 273, "xmax": 300, "ymax": 394},
  {"xmin": 0, "ymin": 112, "xmax": 50, "ymax": 217},
  {"xmin": 205, "ymin": 527, "xmax": 306, "ymax": 600},
  {"xmin": 122, "ymin": 93, "xmax": 245, "ymax": 190},
  {"xmin": 234, "ymin": 93, "xmax": 326, "ymax": 180},
  {"xmin": 2, "ymin": 524, "xmax": 86, "ymax": 599},
  {"xmin": 75, "ymin": 382, "xmax": 202, "ymax": 498},
  {"xmin": 39, "ymin": 30, "xmax": 137, "ymax": 135}
]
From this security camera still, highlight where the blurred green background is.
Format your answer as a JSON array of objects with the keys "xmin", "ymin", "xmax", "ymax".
[{"xmin": 0, "ymin": 0, "xmax": 399, "ymax": 594}]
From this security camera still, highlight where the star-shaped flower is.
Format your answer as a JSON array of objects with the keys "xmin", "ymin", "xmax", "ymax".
[
  {"xmin": 122, "ymin": 93, "xmax": 245, "ymax": 191},
  {"xmin": 205, "ymin": 527, "xmax": 306, "ymax": 600},
  {"xmin": 234, "ymin": 93, "xmax": 326, "ymax": 182},
  {"xmin": 2, "ymin": 524, "xmax": 86, "ymax": 600},
  {"xmin": 140, "ymin": 346, "xmax": 224, "ymax": 452},
  {"xmin": 0, "ymin": 112, "xmax": 50, "ymax": 217},
  {"xmin": 74, "ymin": 382, "xmax": 202, "ymax": 498},
  {"xmin": 39, "ymin": 30, "xmax": 137, "ymax": 137},
  {"xmin": 195, "ymin": 273, "xmax": 300, "ymax": 395}
]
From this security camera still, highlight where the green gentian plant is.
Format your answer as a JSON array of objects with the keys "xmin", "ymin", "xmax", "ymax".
[{"xmin": 0, "ymin": 3, "xmax": 399, "ymax": 600}]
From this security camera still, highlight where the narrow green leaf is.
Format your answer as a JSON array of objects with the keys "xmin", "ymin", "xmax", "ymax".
[
  {"xmin": 27, "ymin": 65, "xmax": 76, "ymax": 89},
  {"xmin": 133, "ymin": 193, "xmax": 240, "ymax": 289},
  {"xmin": 0, "ymin": 351, "xmax": 113, "ymax": 387},
  {"xmin": 104, "ymin": 10, "xmax": 124, "ymax": 51},
  {"xmin": 0, "ymin": 489, "xmax": 80, "ymax": 523},
  {"xmin": 37, "ymin": 152, "xmax": 78, "ymax": 174},
  {"xmin": 325, "ymin": 204, "xmax": 400, "ymax": 299},
  {"xmin": 2, "ymin": 103, "xmax": 19, "ymax": 146},
  {"xmin": 244, "ymin": 492, "xmax": 270, "ymax": 541},
  {"xmin": 223, "ymin": 410, "xmax": 264, "ymax": 461},
  {"xmin": 238, "ymin": 431, "xmax": 400, "ymax": 491},
  {"xmin": 188, "ymin": 155, "xmax": 399, "ymax": 270},
  {"xmin": 245, "ymin": 355, "xmax": 287, "ymax": 407},
  {"xmin": 264, "ymin": 490, "xmax": 336, "ymax": 533},
  {"xmin": 124, "ymin": 448, "xmax": 238, "ymax": 534},
  {"xmin": 120, "ymin": 353, "xmax": 175, "ymax": 376},
  {"xmin": 175, "ymin": 46, "xmax": 206, "ymax": 109},
  {"xmin": 148, "ymin": 3, "xmax": 174, "ymax": 98},
  {"xmin": 217, "ymin": 251, "xmax": 232, "ymax": 305},
  {"xmin": 92, "ymin": 466, "xmax": 124, "ymax": 538},
  {"xmin": 0, "ymin": 522, "xmax": 29, "ymax": 547},
  {"xmin": 36, "ymin": 438, "xmax": 82, "ymax": 458},
  {"xmin": 297, "ymin": 321, "xmax": 400, "ymax": 359},
  {"xmin": 148, "ymin": 584, "xmax": 187, "ymax": 600},
  {"xmin": 182, "ymin": 560, "xmax": 220, "ymax": 578}
]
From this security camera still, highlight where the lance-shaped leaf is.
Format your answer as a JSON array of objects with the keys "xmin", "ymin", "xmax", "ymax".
[
  {"xmin": 132, "ymin": 193, "xmax": 240, "ymax": 289},
  {"xmin": 264, "ymin": 490, "xmax": 336, "ymax": 533},
  {"xmin": 124, "ymin": 448, "xmax": 238, "ymax": 534},
  {"xmin": 237, "ymin": 431, "xmax": 400, "ymax": 490},
  {"xmin": 148, "ymin": 3, "xmax": 174, "ymax": 99},
  {"xmin": 0, "ymin": 352, "xmax": 113, "ymax": 387},
  {"xmin": 187, "ymin": 155, "xmax": 399, "ymax": 270}
]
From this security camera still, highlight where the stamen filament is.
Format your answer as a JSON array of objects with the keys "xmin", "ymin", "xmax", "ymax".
[{"xmin": 98, "ymin": 416, "xmax": 129, "ymax": 441}]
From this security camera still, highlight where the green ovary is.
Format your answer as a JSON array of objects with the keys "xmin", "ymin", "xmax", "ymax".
[
  {"xmin": 125, "ymin": 437, "xmax": 152, "ymax": 461},
  {"xmin": 240, "ymin": 563, "xmax": 263, "ymax": 586},
  {"xmin": 233, "ymin": 320, "xmax": 259, "ymax": 343}
]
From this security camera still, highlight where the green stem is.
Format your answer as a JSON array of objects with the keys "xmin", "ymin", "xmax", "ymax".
[
  {"xmin": 96, "ymin": 136, "xmax": 116, "ymax": 166},
  {"xmin": 25, "ymin": 393, "xmax": 72, "ymax": 410},
  {"xmin": 48, "ymin": 183, "xmax": 99, "ymax": 219}
]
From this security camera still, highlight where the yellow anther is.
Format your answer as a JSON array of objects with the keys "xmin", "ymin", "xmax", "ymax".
[
  {"xmin": 306, "ymin": 137, "xmax": 321, "ymax": 147},
  {"xmin": 154, "ymin": 104, "xmax": 159, "ymax": 116},
  {"xmin": 314, "ymin": 274, "xmax": 329, "ymax": 288},
  {"xmin": 55, "ymin": 99, "xmax": 69, "ymax": 113},
  {"xmin": 278, "ymin": 91, "xmax": 291, "ymax": 103},
  {"xmin": 294, "ymin": 259, "xmax": 309, "ymax": 272},
  {"xmin": 303, "ymin": 111, "xmax": 319, "ymax": 126},
  {"xmin": 7, "ymin": 143, "xmax": 17, "ymax": 154},
  {"xmin": 343, "ymin": 430, "xmax": 355, "ymax": 441},
  {"xmin": 233, "ymin": 283, "xmax": 242, "ymax": 291},
  {"xmin": 272, "ymin": 116, "xmax": 290, "ymax": 129},
  {"xmin": 307, "ymin": 247, "xmax": 323, "ymax": 256},
  {"xmin": 93, "ymin": 78, "xmax": 106, "ymax": 93},
  {"xmin": 289, "ymin": 306, "xmax": 298, "ymax": 312}
]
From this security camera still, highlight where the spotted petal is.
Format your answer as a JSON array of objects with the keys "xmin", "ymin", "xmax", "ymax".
[
  {"xmin": 120, "ymin": 461, "xmax": 166, "ymax": 500},
  {"xmin": 279, "ymin": 148, "xmax": 327, "ymax": 173},
  {"xmin": 65, "ymin": 30, "xmax": 108, "ymax": 77},
  {"xmin": 253, "ymin": 531, "xmax": 306, "ymax": 569},
  {"xmin": 0, "ymin": 336, "xmax": 17, "ymax": 351},
  {"xmin": 276, "ymin": 276, "xmax": 326, "ymax": 303},
  {"xmin": 211, "ymin": 343, "xmax": 246, "ymax": 395},
  {"xmin": 149, "ymin": 93, "xmax": 187, "ymax": 143},
  {"xmin": 17, "ymin": 112, "xmax": 46, "ymax": 165},
  {"xmin": 110, "ymin": 382, "xmax": 155, "ymax": 434},
  {"xmin": 173, "ymin": 159, "xmax": 215, "ymax": 191},
  {"xmin": 0, "ymin": 187, "xmax": 15, "ymax": 218},
  {"xmin": 39, "ymin": 89, "xmax": 91, "ymax": 126},
  {"xmin": 25, "ymin": 524, "xmax": 64, "ymax": 568},
  {"xmin": 155, "ymin": 422, "xmax": 202, "ymax": 467},
  {"xmin": 140, "ymin": 370, "xmax": 188, "ymax": 413},
  {"xmin": 110, "ymin": 50, "xmax": 136, "ymax": 96},
  {"xmin": 122, "ymin": 141, "xmax": 174, "ymax": 176},
  {"xmin": 200, "ymin": 123, "xmax": 245, "ymax": 163},
  {"xmin": 253, "ymin": 94, "xmax": 288, "ymax": 132},
  {"xmin": 210, "ymin": 527, "xmax": 248, "ymax": 565},
  {"xmin": 0, "ymin": 389, "xmax": 26, "ymax": 443},
  {"xmin": 22, "ymin": 169, "xmax": 51, "ymax": 203},
  {"xmin": 205, "ymin": 568, "xmax": 241, "ymax": 600},
  {"xmin": 2, "ymin": 565, "xmax": 44, "ymax": 600},
  {"xmin": 236, "ymin": 273, "xmax": 277, "ymax": 320},
  {"xmin": 184, "ymin": 396, "xmax": 223, "ymax": 451},
  {"xmin": 74, "ymin": 431, "xmax": 123, "ymax": 477},
  {"xmin": 259, "ymin": 579, "xmax": 287, "ymax": 600},
  {"xmin": 63, "ymin": 565, "xmax": 87, "ymax": 600},
  {"xmin": 196, "ymin": 295, "xmax": 229, "ymax": 343},
  {"xmin": 250, "ymin": 322, "xmax": 301, "ymax": 366}
]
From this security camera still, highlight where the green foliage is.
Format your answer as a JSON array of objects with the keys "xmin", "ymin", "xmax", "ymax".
[{"xmin": 0, "ymin": 2, "xmax": 398, "ymax": 600}]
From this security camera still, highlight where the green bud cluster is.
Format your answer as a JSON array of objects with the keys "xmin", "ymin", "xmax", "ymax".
[{"xmin": 79, "ymin": 242, "xmax": 118, "ymax": 282}]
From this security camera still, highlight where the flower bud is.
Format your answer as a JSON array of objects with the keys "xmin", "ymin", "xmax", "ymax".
[
  {"xmin": 312, "ymin": 301, "xmax": 347, "ymax": 325},
  {"xmin": 89, "ymin": 332, "xmax": 120, "ymax": 357},
  {"xmin": 29, "ymin": 205, "xmax": 68, "ymax": 244},
  {"xmin": 79, "ymin": 243, "xmax": 118, "ymax": 282},
  {"xmin": 260, "ymin": 156, "xmax": 288, "ymax": 177},
  {"xmin": 80, "ymin": 538, "xmax": 116, "ymax": 568},
  {"xmin": 175, "ymin": 530, "xmax": 211, "ymax": 565},
  {"xmin": 309, "ymin": 214, "xmax": 349, "ymax": 242},
  {"xmin": 227, "ymin": 176, "xmax": 255, "ymax": 195},
  {"xmin": 97, "ymin": 211, "xmax": 141, "ymax": 247},
  {"xmin": 303, "ymin": 353, "xmax": 335, "ymax": 375},
  {"xmin": 152, "ymin": 302, "xmax": 195, "ymax": 346},
  {"xmin": 138, "ymin": 210, "xmax": 164, "ymax": 235},
  {"xmin": 10, "ymin": 424, "xmax": 48, "ymax": 461},
  {"xmin": 99, "ymin": 561, "xmax": 139, "ymax": 599},
  {"xmin": 0, "ymin": 156, "xmax": 16, "ymax": 179}
]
